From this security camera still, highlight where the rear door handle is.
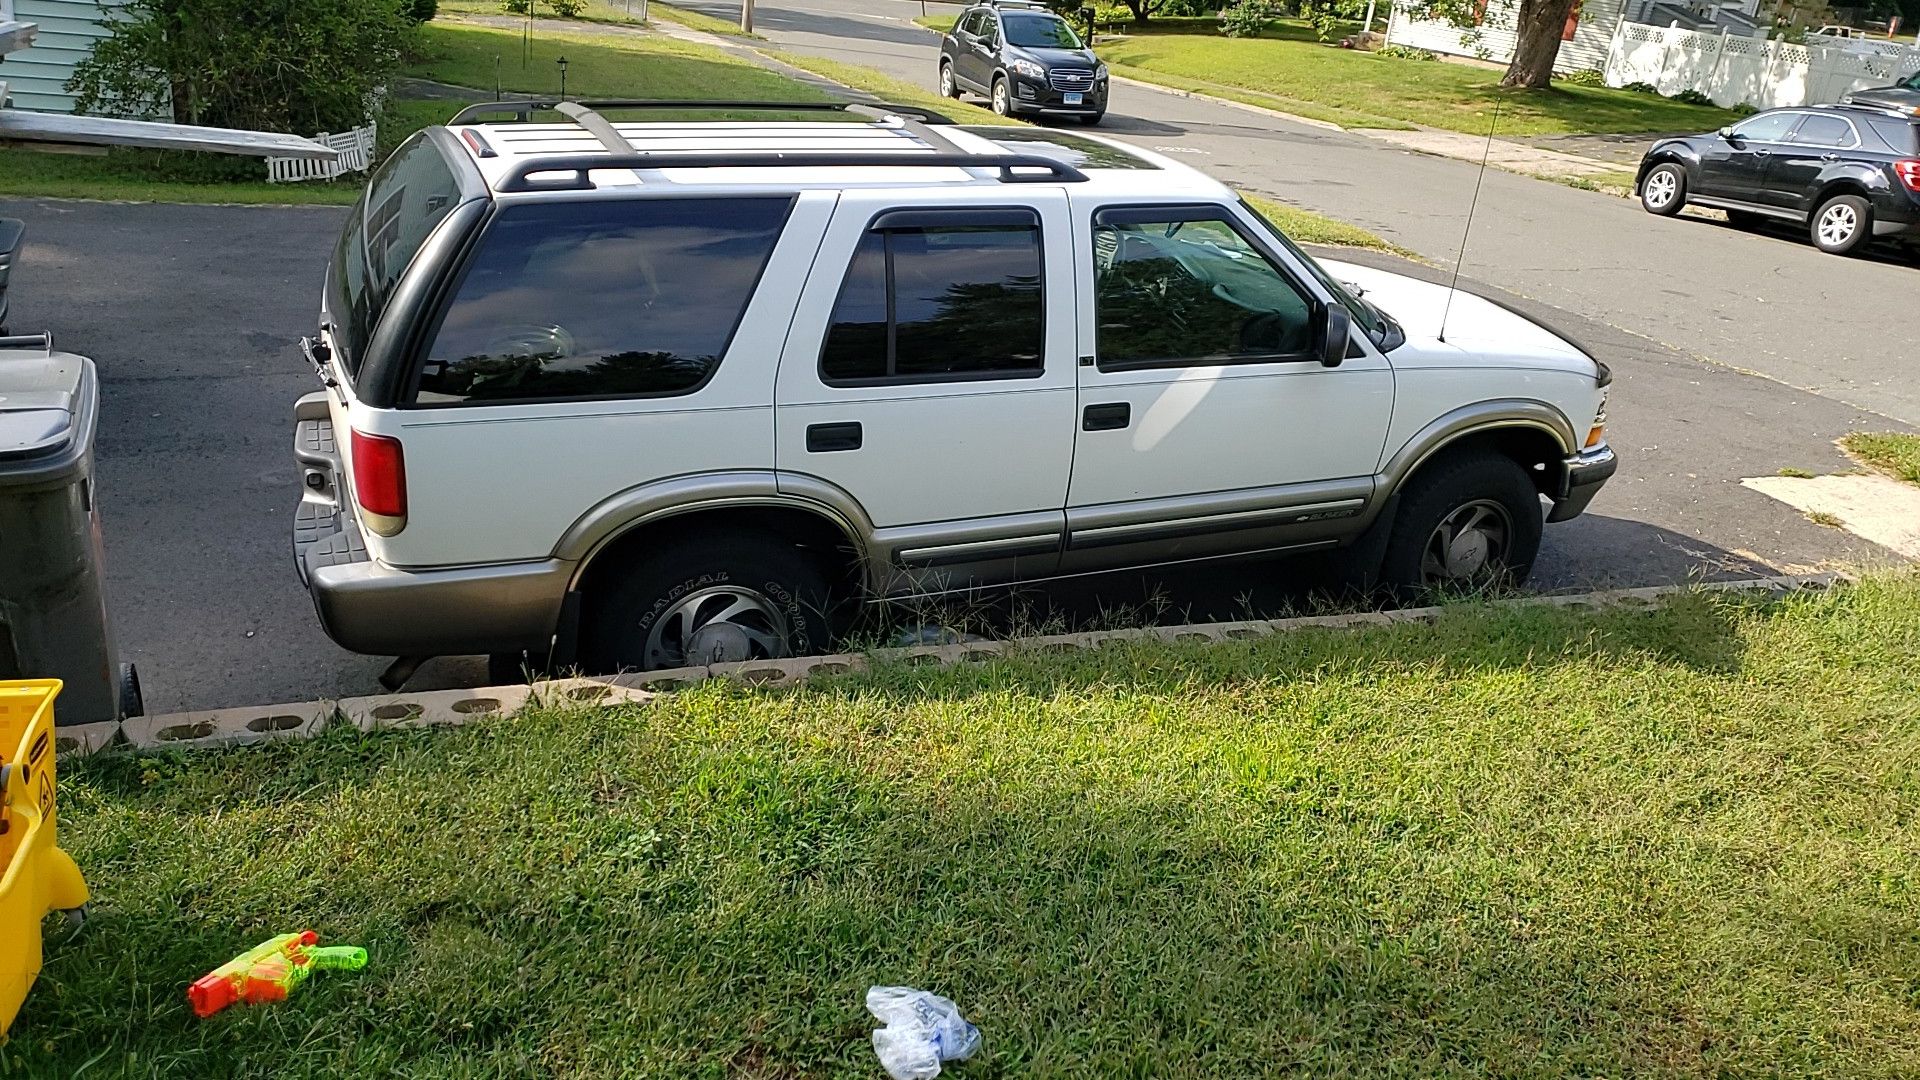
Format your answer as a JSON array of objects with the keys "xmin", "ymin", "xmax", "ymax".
[
  {"xmin": 806, "ymin": 422, "xmax": 863, "ymax": 453},
  {"xmin": 1082, "ymin": 403, "xmax": 1131, "ymax": 431}
]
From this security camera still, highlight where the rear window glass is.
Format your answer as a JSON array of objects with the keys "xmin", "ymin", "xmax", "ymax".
[
  {"xmin": 416, "ymin": 197, "xmax": 791, "ymax": 404},
  {"xmin": 820, "ymin": 215, "xmax": 1044, "ymax": 383},
  {"xmin": 329, "ymin": 134, "xmax": 463, "ymax": 380},
  {"xmin": 1867, "ymin": 117, "xmax": 1920, "ymax": 154}
]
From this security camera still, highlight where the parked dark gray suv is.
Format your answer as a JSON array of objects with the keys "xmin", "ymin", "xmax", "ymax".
[{"xmin": 938, "ymin": 0, "xmax": 1108, "ymax": 124}]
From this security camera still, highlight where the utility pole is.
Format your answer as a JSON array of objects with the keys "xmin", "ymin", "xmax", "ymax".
[{"xmin": 741, "ymin": 0, "xmax": 753, "ymax": 34}]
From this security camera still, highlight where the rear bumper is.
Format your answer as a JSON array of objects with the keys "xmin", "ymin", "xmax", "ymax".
[
  {"xmin": 1547, "ymin": 443, "xmax": 1617, "ymax": 523},
  {"xmin": 291, "ymin": 393, "xmax": 568, "ymax": 657}
]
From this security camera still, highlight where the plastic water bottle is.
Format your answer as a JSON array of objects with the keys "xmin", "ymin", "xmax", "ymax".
[{"xmin": 866, "ymin": 986, "xmax": 981, "ymax": 1080}]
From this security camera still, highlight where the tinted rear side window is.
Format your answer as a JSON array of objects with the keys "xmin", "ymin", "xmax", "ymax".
[
  {"xmin": 820, "ymin": 214, "xmax": 1044, "ymax": 384},
  {"xmin": 1790, "ymin": 114, "xmax": 1855, "ymax": 147},
  {"xmin": 1867, "ymin": 117, "xmax": 1920, "ymax": 154},
  {"xmin": 329, "ymin": 134, "xmax": 463, "ymax": 381},
  {"xmin": 416, "ymin": 197, "xmax": 791, "ymax": 404}
]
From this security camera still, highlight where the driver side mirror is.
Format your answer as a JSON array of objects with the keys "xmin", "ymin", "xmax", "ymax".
[
  {"xmin": 1719, "ymin": 127, "xmax": 1742, "ymax": 143},
  {"xmin": 1318, "ymin": 303, "xmax": 1351, "ymax": 368}
]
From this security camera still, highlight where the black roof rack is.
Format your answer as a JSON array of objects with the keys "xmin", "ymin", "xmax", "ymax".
[
  {"xmin": 496, "ymin": 151, "xmax": 1088, "ymax": 192},
  {"xmin": 447, "ymin": 98, "xmax": 959, "ymax": 127}
]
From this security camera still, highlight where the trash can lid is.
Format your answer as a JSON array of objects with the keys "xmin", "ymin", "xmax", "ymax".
[{"xmin": 0, "ymin": 348, "xmax": 92, "ymax": 479}]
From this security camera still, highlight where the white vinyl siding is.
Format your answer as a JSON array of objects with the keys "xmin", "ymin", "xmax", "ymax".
[
  {"xmin": 1386, "ymin": 0, "xmax": 1627, "ymax": 75},
  {"xmin": 1, "ymin": 0, "xmax": 137, "ymax": 113}
]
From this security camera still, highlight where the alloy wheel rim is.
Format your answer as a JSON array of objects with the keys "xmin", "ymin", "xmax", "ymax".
[
  {"xmin": 644, "ymin": 585, "xmax": 792, "ymax": 669},
  {"xmin": 1646, "ymin": 170, "xmax": 1676, "ymax": 207},
  {"xmin": 1420, "ymin": 499, "xmax": 1514, "ymax": 586},
  {"xmin": 940, "ymin": 65, "xmax": 952, "ymax": 95},
  {"xmin": 1819, "ymin": 204, "xmax": 1856, "ymax": 245},
  {"xmin": 994, "ymin": 82, "xmax": 1008, "ymax": 113}
]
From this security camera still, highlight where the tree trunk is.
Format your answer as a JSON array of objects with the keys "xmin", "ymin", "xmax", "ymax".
[{"xmin": 1500, "ymin": 0, "xmax": 1579, "ymax": 88}]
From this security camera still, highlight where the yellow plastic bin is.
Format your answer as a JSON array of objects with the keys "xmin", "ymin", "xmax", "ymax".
[{"xmin": 0, "ymin": 679, "xmax": 89, "ymax": 1037}]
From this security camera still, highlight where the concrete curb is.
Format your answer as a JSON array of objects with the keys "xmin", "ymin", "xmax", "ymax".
[{"xmin": 58, "ymin": 572, "xmax": 1846, "ymax": 758}]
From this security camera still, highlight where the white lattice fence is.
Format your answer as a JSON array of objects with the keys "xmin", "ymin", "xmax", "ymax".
[
  {"xmin": 266, "ymin": 122, "xmax": 376, "ymax": 183},
  {"xmin": 1605, "ymin": 21, "xmax": 1920, "ymax": 108}
]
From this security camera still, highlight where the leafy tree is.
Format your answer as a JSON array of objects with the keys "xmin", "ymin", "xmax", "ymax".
[
  {"xmin": 1399, "ymin": 0, "xmax": 1581, "ymax": 88},
  {"xmin": 68, "ymin": 0, "xmax": 417, "ymax": 132}
]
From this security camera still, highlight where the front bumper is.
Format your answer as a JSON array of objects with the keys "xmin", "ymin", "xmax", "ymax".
[
  {"xmin": 1547, "ymin": 443, "xmax": 1617, "ymax": 523},
  {"xmin": 291, "ymin": 393, "xmax": 569, "ymax": 657},
  {"xmin": 1009, "ymin": 73, "xmax": 1107, "ymax": 114}
]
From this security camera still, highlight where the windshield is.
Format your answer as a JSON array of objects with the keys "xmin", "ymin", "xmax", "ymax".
[
  {"xmin": 1238, "ymin": 199, "xmax": 1404, "ymax": 351},
  {"xmin": 1003, "ymin": 13, "xmax": 1083, "ymax": 49}
]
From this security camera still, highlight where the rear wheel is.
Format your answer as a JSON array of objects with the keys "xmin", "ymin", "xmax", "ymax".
[
  {"xmin": 582, "ymin": 532, "xmax": 838, "ymax": 673},
  {"xmin": 991, "ymin": 75, "xmax": 1013, "ymax": 117},
  {"xmin": 938, "ymin": 60, "xmax": 960, "ymax": 99},
  {"xmin": 1811, "ymin": 193, "xmax": 1871, "ymax": 255},
  {"xmin": 1379, "ymin": 452, "xmax": 1543, "ymax": 597},
  {"xmin": 1640, "ymin": 162, "xmax": 1686, "ymax": 216}
]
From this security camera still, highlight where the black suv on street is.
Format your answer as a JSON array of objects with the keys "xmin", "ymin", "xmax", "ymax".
[
  {"xmin": 939, "ymin": 0, "xmax": 1108, "ymax": 124},
  {"xmin": 1635, "ymin": 103, "xmax": 1920, "ymax": 255}
]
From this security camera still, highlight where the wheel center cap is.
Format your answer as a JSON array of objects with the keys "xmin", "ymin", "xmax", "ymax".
[
  {"xmin": 687, "ymin": 622, "xmax": 754, "ymax": 665},
  {"xmin": 1446, "ymin": 530, "xmax": 1491, "ymax": 577}
]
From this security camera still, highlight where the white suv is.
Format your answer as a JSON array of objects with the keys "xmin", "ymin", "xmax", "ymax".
[{"xmin": 293, "ymin": 99, "xmax": 1615, "ymax": 677}]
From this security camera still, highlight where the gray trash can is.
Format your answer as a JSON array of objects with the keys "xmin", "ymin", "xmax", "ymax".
[{"xmin": 0, "ymin": 333, "xmax": 138, "ymax": 724}]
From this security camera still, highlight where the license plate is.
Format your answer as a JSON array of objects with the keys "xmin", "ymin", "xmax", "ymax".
[{"xmin": 1064, "ymin": 92, "xmax": 1083, "ymax": 105}]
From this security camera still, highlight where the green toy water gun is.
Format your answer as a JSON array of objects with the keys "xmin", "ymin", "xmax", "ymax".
[{"xmin": 188, "ymin": 930, "xmax": 366, "ymax": 1018}]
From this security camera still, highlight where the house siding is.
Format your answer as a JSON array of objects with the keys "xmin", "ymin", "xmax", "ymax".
[
  {"xmin": 0, "ymin": 0, "xmax": 134, "ymax": 113},
  {"xmin": 1387, "ymin": 0, "xmax": 1627, "ymax": 75}
]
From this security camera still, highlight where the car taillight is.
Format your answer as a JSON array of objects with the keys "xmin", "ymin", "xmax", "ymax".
[
  {"xmin": 1898, "ymin": 160, "xmax": 1920, "ymax": 192},
  {"xmin": 349, "ymin": 428, "xmax": 407, "ymax": 536}
]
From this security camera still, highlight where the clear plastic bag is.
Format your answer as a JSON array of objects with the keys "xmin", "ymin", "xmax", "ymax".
[{"xmin": 866, "ymin": 986, "xmax": 981, "ymax": 1080}]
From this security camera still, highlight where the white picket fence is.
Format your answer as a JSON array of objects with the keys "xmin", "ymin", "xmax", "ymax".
[
  {"xmin": 265, "ymin": 122, "xmax": 377, "ymax": 183},
  {"xmin": 1604, "ymin": 20, "xmax": 1920, "ymax": 109}
]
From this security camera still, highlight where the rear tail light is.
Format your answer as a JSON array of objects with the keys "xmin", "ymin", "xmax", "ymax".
[
  {"xmin": 349, "ymin": 428, "xmax": 407, "ymax": 536},
  {"xmin": 1898, "ymin": 160, "xmax": 1920, "ymax": 193}
]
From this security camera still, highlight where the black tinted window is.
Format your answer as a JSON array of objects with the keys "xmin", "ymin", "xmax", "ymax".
[
  {"xmin": 1004, "ymin": 13, "xmax": 1083, "ymax": 48},
  {"xmin": 1732, "ymin": 112, "xmax": 1798, "ymax": 142},
  {"xmin": 418, "ymin": 197, "xmax": 790, "ymax": 403},
  {"xmin": 330, "ymin": 134, "xmax": 463, "ymax": 380},
  {"xmin": 821, "ymin": 215, "xmax": 1044, "ymax": 383},
  {"xmin": 1867, "ymin": 117, "xmax": 1920, "ymax": 154},
  {"xmin": 1791, "ymin": 114, "xmax": 1854, "ymax": 146},
  {"xmin": 1094, "ymin": 214, "xmax": 1314, "ymax": 369}
]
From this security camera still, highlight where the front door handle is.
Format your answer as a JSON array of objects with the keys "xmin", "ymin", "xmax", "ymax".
[
  {"xmin": 1821, "ymin": 153, "xmax": 1839, "ymax": 161},
  {"xmin": 1082, "ymin": 402, "xmax": 1131, "ymax": 431},
  {"xmin": 806, "ymin": 422, "xmax": 863, "ymax": 453},
  {"xmin": 1755, "ymin": 148, "xmax": 1771, "ymax": 157}
]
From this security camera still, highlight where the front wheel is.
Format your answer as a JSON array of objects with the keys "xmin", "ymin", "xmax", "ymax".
[
  {"xmin": 938, "ymin": 60, "xmax": 960, "ymax": 99},
  {"xmin": 1379, "ymin": 452, "xmax": 1543, "ymax": 597},
  {"xmin": 1640, "ymin": 162, "xmax": 1686, "ymax": 216},
  {"xmin": 1078, "ymin": 111, "xmax": 1104, "ymax": 126},
  {"xmin": 582, "ymin": 532, "xmax": 838, "ymax": 673},
  {"xmin": 1811, "ymin": 193, "xmax": 1871, "ymax": 255},
  {"xmin": 991, "ymin": 76, "xmax": 1014, "ymax": 117}
]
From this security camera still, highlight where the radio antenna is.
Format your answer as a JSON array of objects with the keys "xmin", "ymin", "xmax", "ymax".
[{"xmin": 1438, "ymin": 99, "xmax": 1500, "ymax": 344}]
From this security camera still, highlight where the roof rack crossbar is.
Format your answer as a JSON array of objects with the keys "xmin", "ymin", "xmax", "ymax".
[
  {"xmin": 553, "ymin": 100, "xmax": 636, "ymax": 155},
  {"xmin": 447, "ymin": 98, "xmax": 959, "ymax": 126},
  {"xmin": 495, "ymin": 151, "xmax": 1088, "ymax": 192}
]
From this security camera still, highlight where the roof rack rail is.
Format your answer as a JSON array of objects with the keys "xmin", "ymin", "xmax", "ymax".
[
  {"xmin": 496, "ymin": 151, "xmax": 1088, "ymax": 192},
  {"xmin": 553, "ymin": 100, "xmax": 634, "ymax": 155},
  {"xmin": 447, "ymin": 98, "xmax": 960, "ymax": 127}
]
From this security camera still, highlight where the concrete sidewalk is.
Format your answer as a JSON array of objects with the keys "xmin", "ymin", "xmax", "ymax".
[{"xmin": 1353, "ymin": 126, "xmax": 1620, "ymax": 178}]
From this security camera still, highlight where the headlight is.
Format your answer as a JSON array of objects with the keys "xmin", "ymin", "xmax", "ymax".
[
  {"xmin": 1010, "ymin": 58, "xmax": 1045, "ymax": 79},
  {"xmin": 1095, "ymin": 62, "xmax": 1108, "ymax": 79}
]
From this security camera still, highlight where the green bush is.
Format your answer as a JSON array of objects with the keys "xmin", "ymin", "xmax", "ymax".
[
  {"xmin": 504, "ymin": 0, "xmax": 583, "ymax": 13},
  {"xmin": 1669, "ymin": 87, "xmax": 1714, "ymax": 105},
  {"xmin": 1621, "ymin": 80, "xmax": 1660, "ymax": 94},
  {"xmin": 408, "ymin": 0, "xmax": 437, "ymax": 20},
  {"xmin": 1729, "ymin": 100, "xmax": 1759, "ymax": 115},
  {"xmin": 1219, "ymin": 0, "xmax": 1276, "ymax": 37},
  {"xmin": 1558, "ymin": 68, "xmax": 1604, "ymax": 86},
  {"xmin": 68, "ymin": 0, "xmax": 415, "ymax": 135},
  {"xmin": 1378, "ymin": 44, "xmax": 1437, "ymax": 60}
]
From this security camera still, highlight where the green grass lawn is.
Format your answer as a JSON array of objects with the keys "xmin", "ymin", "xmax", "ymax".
[
  {"xmin": 1843, "ymin": 432, "xmax": 1920, "ymax": 485},
  {"xmin": 411, "ymin": 22, "xmax": 818, "ymax": 101},
  {"xmin": 1097, "ymin": 25, "xmax": 1738, "ymax": 136},
  {"xmin": 440, "ymin": 0, "xmax": 758, "ymax": 37},
  {"xmin": 9, "ymin": 575, "xmax": 1920, "ymax": 1076}
]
